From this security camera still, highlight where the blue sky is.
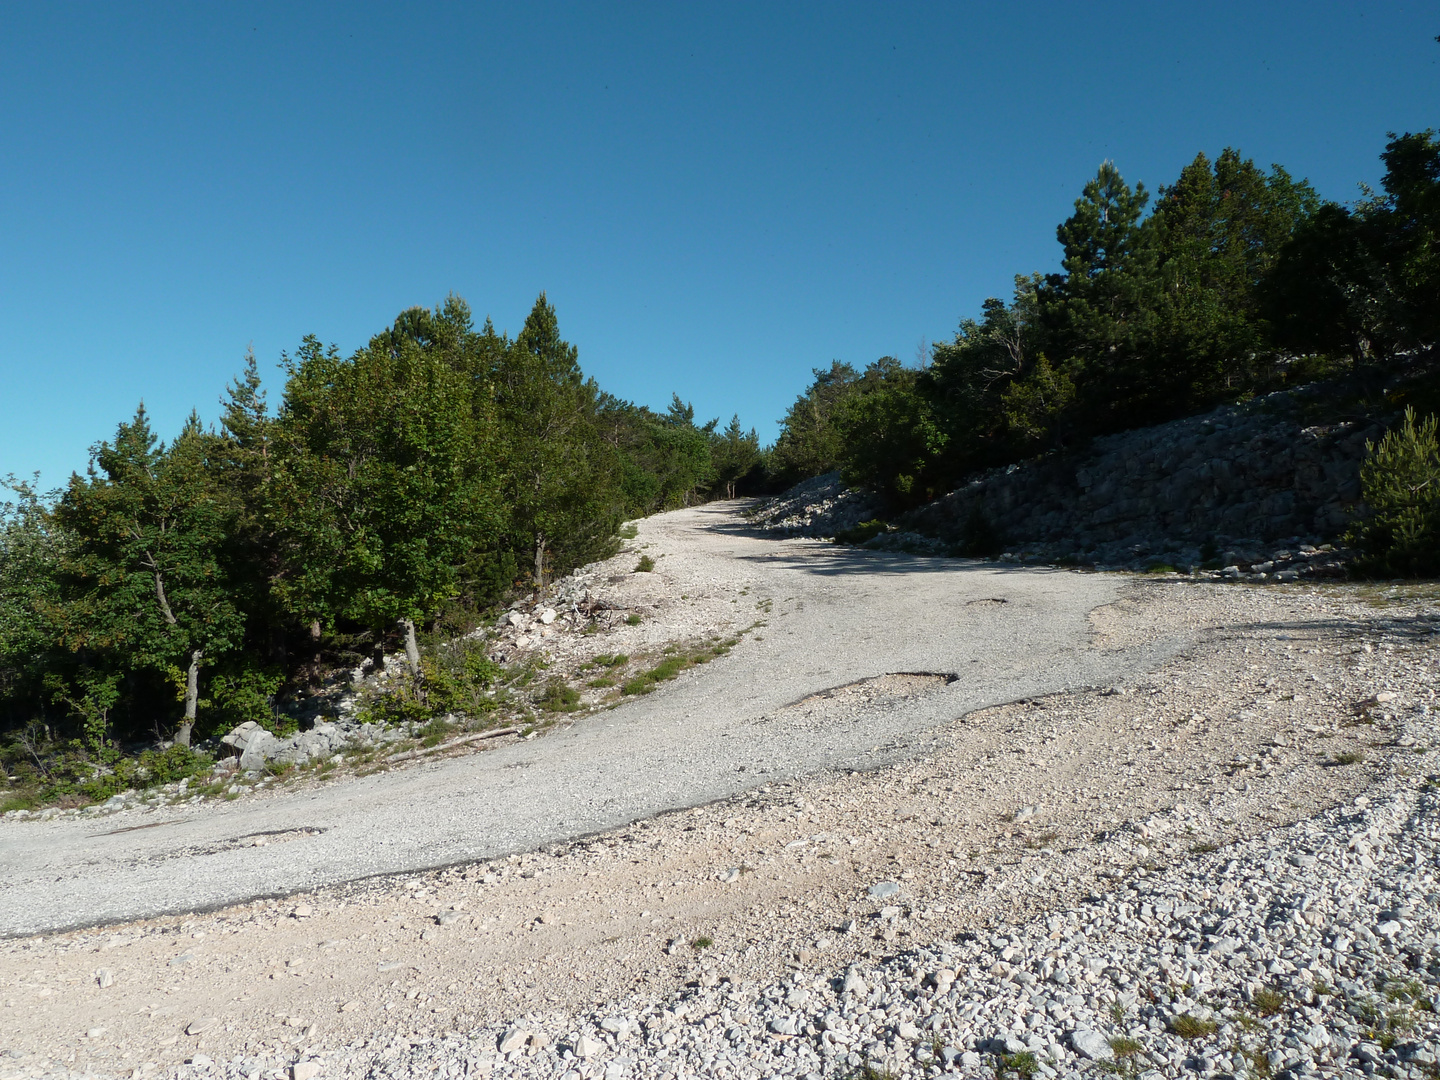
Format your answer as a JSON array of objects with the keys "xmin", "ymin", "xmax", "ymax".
[{"xmin": 2, "ymin": 3, "xmax": 1436, "ymax": 487}]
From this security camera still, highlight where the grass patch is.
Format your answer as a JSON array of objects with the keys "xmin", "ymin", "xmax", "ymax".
[
  {"xmin": 586, "ymin": 676, "xmax": 615, "ymax": 689},
  {"xmin": 618, "ymin": 522, "xmax": 639, "ymax": 539},
  {"xmin": 1189, "ymin": 841, "xmax": 1220, "ymax": 854},
  {"xmin": 418, "ymin": 716, "xmax": 457, "ymax": 747},
  {"xmin": 534, "ymin": 678, "xmax": 581, "ymax": 713},
  {"xmin": 634, "ymin": 554, "xmax": 655, "ymax": 573},
  {"xmin": 993, "ymin": 1050, "xmax": 1038, "ymax": 1078},
  {"xmin": 1168, "ymin": 1014, "xmax": 1216, "ymax": 1039},
  {"xmin": 1252, "ymin": 987, "xmax": 1285, "ymax": 1016},
  {"xmin": 619, "ymin": 638, "xmax": 738, "ymax": 696},
  {"xmin": 1331, "ymin": 750, "xmax": 1366, "ymax": 766},
  {"xmin": 625, "ymin": 613, "xmax": 642, "ymax": 626},
  {"xmin": 1109, "ymin": 1037, "xmax": 1144, "ymax": 1057},
  {"xmin": 690, "ymin": 935, "xmax": 713, "ymax": 951},
  {"xmin": 1145, "ymin": 563, "xmax": 1178, "ymax": 574}
]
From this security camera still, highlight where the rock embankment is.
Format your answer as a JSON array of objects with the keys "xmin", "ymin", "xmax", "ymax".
[
  {"xmin": 753, "ymin": 384, "xmax": 1385, "ymax": 575},
  {"xmin": 905, "ymin": 386, "xmax": 1379, "ymax": 568}
]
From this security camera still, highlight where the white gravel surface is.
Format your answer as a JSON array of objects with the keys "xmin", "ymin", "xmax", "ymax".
[
  {"xmin": 2, "ymin": 502, "xmax": 1438, "ymax": 1080},
  {"xmin": 0, "ymin": 503, "xmax": 1167, "ymax": 937}
]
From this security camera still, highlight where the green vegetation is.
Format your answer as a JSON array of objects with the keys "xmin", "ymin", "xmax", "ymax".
[
  {"xmin": 1252, "ymin": 987, "xmax": 1286, "ymax": 1017},
  {"xmin": 0, "ymin": 293, "xmax": 764, "ymax": 790},
  {"xmin": 1168, "ymin": 1014, "xmax": 1217, "ymax": 1040},
  {"xmin": 1, "ymin": 740, "xmax": 214, "ymax": 812},
  {"xmin": 534, "ymin": 678, "xmax": 581, "ymax": 713},
  {"xmin": 634, "ymin": 554, "xmax": 656, "ymax": 573},
  {"xmin": 1350, "ymin": 407, "xmax": 1440, "ymax": 577},
  {"xmin": 619, "ymin": 638, "xmax": 738, "ymax": 695},
  {"xmin": 993, "ymin": 1050, "xmax": 1039, "ymax": 1079},
  {"xmin": 765, "ymin": 131, "xmax": 1440, "ymax": 574},
  {"xmin": 835, "ymin": 519, "xmax": 890, "ymax": 545}
]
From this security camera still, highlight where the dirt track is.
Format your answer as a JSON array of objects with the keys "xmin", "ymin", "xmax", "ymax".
[{"xmin": 3, "ymin": 502, "xmax": 1433, "ymax": 1078}]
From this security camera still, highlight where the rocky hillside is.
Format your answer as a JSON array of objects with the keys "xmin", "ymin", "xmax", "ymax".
[{"xmin": 754, "ymin": 381, "xmax": 1386, "ymax": 580}]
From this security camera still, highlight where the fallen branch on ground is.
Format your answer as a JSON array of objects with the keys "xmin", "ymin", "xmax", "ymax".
[{"xmin": 385, "ymin": 727, "xmax": 521, "ymax": 762}]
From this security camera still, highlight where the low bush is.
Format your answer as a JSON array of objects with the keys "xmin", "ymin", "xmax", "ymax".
[
  {"xmin": 1350, "ymin": 407, "xmax": 1440, "ymax": 577},
  {"xmin": 835, "ymin": 519, "xmax": 889, "ymax": 545}
]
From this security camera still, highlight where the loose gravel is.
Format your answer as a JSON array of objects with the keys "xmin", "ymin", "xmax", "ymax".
[{"xmin": 1, "ymin": 540, "xmax": 1437, "ymax": 1080}]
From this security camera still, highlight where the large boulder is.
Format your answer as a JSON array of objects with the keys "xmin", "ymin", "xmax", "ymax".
[{"xmin": 219, "ymin": 722, "xmax": 280, "ymax": 771}]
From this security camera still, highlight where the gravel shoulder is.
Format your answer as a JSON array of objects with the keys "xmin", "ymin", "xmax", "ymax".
[{"xmin": 1, "ymin": 503, "xmax": 1436, "ymax": 1080}]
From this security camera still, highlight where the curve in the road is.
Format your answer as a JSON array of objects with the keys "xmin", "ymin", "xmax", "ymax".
[{"xmin": 0, "ymin": 504, "xmax": 1182, "ymax": 937}]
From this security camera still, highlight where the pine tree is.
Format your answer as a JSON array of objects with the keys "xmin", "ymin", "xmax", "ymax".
[{"xmin": 52, "ymin": 407, "xmax": 244, "ymax": 746}]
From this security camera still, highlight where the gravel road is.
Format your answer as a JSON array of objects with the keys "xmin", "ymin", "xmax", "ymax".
[{"xmin": 0, "ymin": 503, "xmax": 1175, "ymax": 938}]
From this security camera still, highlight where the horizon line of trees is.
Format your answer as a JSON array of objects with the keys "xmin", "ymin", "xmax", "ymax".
[
  {"xmin": 0, "ymin": 294, "xmax": 763, "ymax": 751},
  {"xmin": 767, "ymin": 129, "xmax": 1440, "ymax": 508}
]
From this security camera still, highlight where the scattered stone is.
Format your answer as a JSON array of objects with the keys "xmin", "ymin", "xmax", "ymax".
[
  {"xmin": 497, "ymin": 1029, "xmax": 530, "ymax": 1054},
  {"xmin": 95, "ymin": 968, "xmax": 113, "ymax": 988},
  {"xmin": 291, "ymin": 1062, "xmax": 320, "ymax": 1080},
  {"xmin": 186, "ymin": 1018, "xmax": 217, "ymax": 1036},
  {"xmin": 866, "ymin": 881, "xmax": 900, "ymax": 900},
  {"xmin": 1071, "ymin": 1028, "xmax": 1114, "ymax": 1061},
  {"xmin": 573, "ymin": 1035, "xmax": 603, "ymax": 1060}
]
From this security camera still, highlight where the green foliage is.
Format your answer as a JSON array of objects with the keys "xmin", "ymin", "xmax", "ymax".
[
  {"xmin": 420, "ymin": 640, "xmax": 503, "ymax": 719},
  {"xmin": 1, "ymin": 735, "xmax": 213, "ymax": 810},
  {"xmin": 767, "ymin": 362, "xmax": 860, "ymax": 486},
  {"xmin": 710, "ymin": 415, "xmax": 762, "ymax": 498},
  {"xmin": 832, "ymin": 358, "xmax": 948, "ymax": 506},
  {"xmin": 619, "ymin": 639, "xmax": 735, "ymax": 695},
  {"xmin": 769, "ymin": 135, "xmax": 1440, "ymax": 508},
  {"xmin": 835, "ymin": 519, "xmax": 889, "ymax": 545},
  {"xmin": 1252, "ymin": 987, "xmax": 1286, "ymax": 1017},
  {"xmin": 994, "ymin": 1050, "xmax": 1039, "ymax": 1079},
  {"xmin": 999, "ymin": 354, "xmax": 1077, "ymax": 448},
  {"xmin": 2, "ymin": 292, "xmax": 758, "ymax": 760},
  {"xmin": 1350, "ymin": 408, "xmax": 1440, "ymax": 577},
  {"xmin": 534, "ymin": 677, "xmax": 580, "ymax": 712},
  {"xmin": 1168, "ymin": 1014, "xmax": 1217, "ymax": 1039},
  {"xmin": 1266, "ymin": 130, "xmax": 1439, "ymax": 363},
  {"xmin": 634, "ymin": 555, "xmax": 655, "ymax": 573}
]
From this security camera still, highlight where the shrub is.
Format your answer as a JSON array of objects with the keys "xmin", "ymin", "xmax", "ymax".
[
  {"xmin": 1168, "ymin": 1014, "xmax": 1217, "ymax": 1039},
  {"xmin": 835, "ymin": 519, "xmax": 889, "ymax": 545},
  {"xmin": 1350, "ymin": 407, "xmax": 1440, "ymax": 577},
  {"xmin": 534, "ymin": 678, "xmax": 580, "ymax": 712},
  {"xmin": 634, "ymin": 554, "xmax": 655, "ymax": 573}
]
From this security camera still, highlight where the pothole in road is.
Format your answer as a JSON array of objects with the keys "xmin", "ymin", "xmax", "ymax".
[
  {"xmin": 755, "ymin": 672, "xmax": 957, "ymax": 728},
  {"xmin": 230, "ymin": 826, "xmax": 327, "ymax": 849},
  {"xmin": 131, "ymin": 826, "xmax": 329, "ymax": 865}
]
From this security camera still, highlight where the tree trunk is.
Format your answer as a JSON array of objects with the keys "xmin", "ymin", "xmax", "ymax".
[
  {"xmin": 398, "ymin": 617, "xmax": 421, "ymax": 677},
  {"xmin": 176, "ymin": 648, "xmax": 202, "ymax": 748},
  {"xmin": 533, "ymin": 533, "xmax": 547, "ymax": 595}
]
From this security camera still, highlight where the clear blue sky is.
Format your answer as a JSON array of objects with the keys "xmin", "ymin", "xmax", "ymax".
[{"xmin": 2, "ymin": 3, "xmax": 1436, "ymax": 488}]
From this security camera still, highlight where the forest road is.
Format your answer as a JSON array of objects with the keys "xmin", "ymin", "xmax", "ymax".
[{"xmin": 0, "ymin": 502, "xmax": 1182, "ymax": 937}]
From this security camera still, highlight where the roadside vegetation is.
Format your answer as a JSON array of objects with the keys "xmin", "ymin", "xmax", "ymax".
[
  {"xmin": 0, "ymin": 294, "xmax": 764, "ymax": 797},
  {"xmin": 4, "ymin": 127, "xmax": 1438, "ymax": 807},
  {"xmin": 764, "ymin": 131, "xmax": 1440, "ymax": 577}
]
